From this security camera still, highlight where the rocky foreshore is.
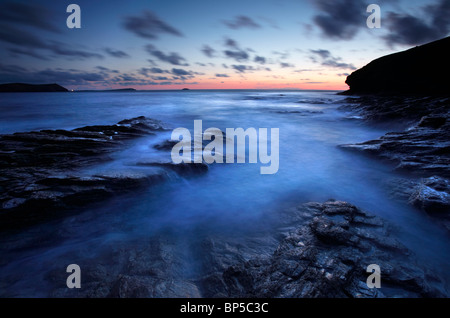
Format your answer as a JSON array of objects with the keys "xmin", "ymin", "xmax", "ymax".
[
  {"xmin": 0, "ymin": 116, "xmax": 208, "ymax": 232},
  {"xmin": 339, "ymin": 95, "xmax": 450, "ymax": 231},
  {"xmin": 44, "ymin": 200, "xmax": 446, "ymax": 298}
]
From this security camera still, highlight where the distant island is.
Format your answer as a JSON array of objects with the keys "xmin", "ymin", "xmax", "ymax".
[
  {"xmin": 343, "ymin": 36, "xmax": 450, "ymax": 95},
  {"xmin": 0, "ymin": 83, "xmax": 68, "ymax": 93},
  {"xmin": 182, "ymin": 88, "xmax": 190, "ymax": 90}
]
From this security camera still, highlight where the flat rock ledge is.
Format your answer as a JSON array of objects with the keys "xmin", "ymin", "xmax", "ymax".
[
  {"xmin": 0, "ymin": 117, "xmax": 207, "ymax": 231},
  {"xmin": 46, "ymin": 200, "xmax": 446, "ymax": 298},
  {"xmin": 217, "ymin": 200, "xmax": 445, "ymax": 298}
]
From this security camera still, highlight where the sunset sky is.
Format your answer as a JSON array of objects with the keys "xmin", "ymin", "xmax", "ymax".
[{"xmin": 0, "ymin": 0, "xmax": 448, "ymax": 90}]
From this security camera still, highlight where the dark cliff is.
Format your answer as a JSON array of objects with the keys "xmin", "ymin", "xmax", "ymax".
[{"xmin": 344, "ymin": 37, "xmax": 450, "ymax": 95}]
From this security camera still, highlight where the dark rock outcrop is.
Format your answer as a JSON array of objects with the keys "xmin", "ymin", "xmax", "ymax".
[
  {"xmin": 339, "ymin": 95, "xmax": 450, "ymax": 123},
  {"xmin": 340, "ymin": 113, "xmax": 450, "ymax": 177},
  {"xmin": 0, "ymin": 116, "xmax": 208, "ymax": 231},
  {"xmin": 338, "ymin": 94, "xmax": 449, "ymax": 230},
  {"xmin": 343, "ymin": 36, "xmax": 450, "ymax": 95},
  {"xmin": 0, "ymin": 83, "xmax": 68, "ymax": 93},
  {"xmin": 219, "ymin": 200, "xmax": 445, "ymax": 298},
  {"xmin": 43, "ymin": 200, "xmax": 446, "ymax": 298}
]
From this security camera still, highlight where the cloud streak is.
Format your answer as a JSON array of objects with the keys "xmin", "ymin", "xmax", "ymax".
[
  {"xmin": 104, "ymin": 48, "xmax": 130, "ymax": 58},
  {"xmin": 145, "ymin": 45, "xmax": 189, "ymax": 66},
  {"xmin": 124, "ymin": 10, "xmax": 183, "ymax": 39},
  {"xmin": 312, "ymin": 0, "xmax": 365, "ymax": 40},
  {"xmin": 201, "ymin": 45, "xmax": 216, "ymax": 58},
  {"xmin": 223, "ymin": 16, "xmax": 261, "ymax": 29},
  {"xmin": 0, "ymin": 2, "xmax": 59, "ymax": 33},
  {"xmin": 310, "ymin": 49, "xmax": 356, "ymax": 70},
  {"xmin": 383, "ymin": 0, "xmax": 450, "ymax": 46}
]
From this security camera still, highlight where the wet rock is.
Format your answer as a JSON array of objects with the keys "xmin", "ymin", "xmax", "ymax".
[
  {"xmin": 220, "ymin": 200, "xmax": 445, "ymax": 298},
  {"xmin": 108, "ymin": 275, "xmax": 201, "ymax": 298},
  {"xmin": 418, "ymin": 116, "xmax": 447, "ymax": 129},
  {"xmin": 0, "ymin": 117, "xmax": 173, "ymax": 231},
  {"xmin": 48, "ymin": 237, "xmax": 201, "ymax": 298},
  {"xmin": 153, "ymin": 140, "xmax": 178, "ymax": 151},
  {"xmin": 339, "ymin": 108, "xmax": 450, "ymax": 178},
  {"xmin": 29, "ymin": 200, "xmax": 447, "ymax": 298},
  {"xmin": 409, "ymin": 177, "xmax": 450, "ymax": 215},
  {"xmin": 137, "ymin": 161, "xmax": 209, "ymax": 176},
  {"xmin": 338, "ymin": 95, "xmax": 450, "ymax": 123}
]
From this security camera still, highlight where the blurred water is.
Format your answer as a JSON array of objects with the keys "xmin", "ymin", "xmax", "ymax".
[{"xmin": 0, "ymin": 90, "xmax": 449, "ymax": 296}]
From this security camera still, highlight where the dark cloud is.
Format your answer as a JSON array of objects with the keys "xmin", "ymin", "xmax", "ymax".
[
  {"xmin": 115, "ymin": 74, "xmax": 143, "ymax": 82},
  {"xmin": 104, "ymin": 48, "xmax": 130, "ymax": 58},
  {"xmin": 322, "ymin": 60, "xmax": 355, "ymax": 70},
  {"xmin": 0, "ymin": 65, "xmax": 108, "ymax": 85},
  {"xmin": 170, "ymin": 69, "xmax": 203, "ymax": 79},
  {"xmin": 224, "ymin": 38, "xmax": 239, "ymax": 49},
  {"xmin": 383, "ymin": 0, "xmax": 450, "ymax": 46},
  {"xmin": 47, "ymin": 41, "xmax": 103, "ymax": 59},
  {"xmin": 293, "ymin": 69, "xmax": 314, "ymax": 73},
  {"xmin": 201, "ymin": 45, "xmax": 216, "ymax": 58},
  {"xmin": 95, "ymin": 66, "xmax": 119, "ymax": 74},
  {"xmin": 0, "ymin": 63, "xmax": 28, "ymax": 74},
  {"xmin": 310, "ymin": 49, "xmax": 356, "ymax": 70},
  {"xmin": 124, "ymin": 10, "xmax": 183, "ymax": 39},
  {"xmin": 337, "ymin": 73, "xmax": 350, "ymax": 76},
  {"xmin": 223, "ymin": 15, "xmax": 261, "ymax": 29},
  {"xmin": 310, "ymin": 49, "xmax": 330, "ymax": 60},
  {"xmin": 0, "ymin": 25, "xmax": 102, "ymax": 60},
  {"xmin": 150, "ymin": 67, "xmax": 167, "ymax": 74},
  {"xmin": 215, "ymin": 74, "xmax": 230, "ymax": 77},
  {"xmin": 272, "ymin": 50, "xmax": 290, "ymax": 60},
  {"xmin": 196, "ymin": 62, "xmax": 207, "ymax": 66},
  {"xmin": 138, "ymin": 67, "xmax": 170, "ymax": 77},
  {"xmin": 312, "ymin": 0, "xmax": 365, "ymax": 40},
  {"xmin": 151, "ymin": 76, "xmax": 169, "ymax": 81},
  {"xmin": 231, "ymin": 65, "xmax": 255, "ymax": 73},
  {"xmin": 38, "ymin": 69, "xmax": 105, "ymax": 82},
  {"xmin": 224, "ymin": 50, "xmax": 249, "ymax": 62},
  {"xmin": 0, "ymin": 24, "xmax": 47, "ymax": 48},
  {"xmin": 254, "ymin": 56, "xmax": 266, "ymax": 64},
  {"xmin": 0, "ymin": 2, "xmax": 59, "ymax": 33},
  {"xmin": 96, "ymin": 66, "xmax": 112, "ymax": 72},
  {"xmin": 171, "ymin": 68, "xmax": 191, "ymax": 76},
  {"xmin": 145, "ymin": 45, "xmax": 188, "ymax": 66},
  {"xmin": 222, "ymin": 38, "xmax": 249, "ymax": 62},
  {"xmin": 8, "ymin": 47, "xmax": 49, "ymax": 60},
  {"xmin": 280, "ymin": 62, "xmax": 295, "ymax": 68}
]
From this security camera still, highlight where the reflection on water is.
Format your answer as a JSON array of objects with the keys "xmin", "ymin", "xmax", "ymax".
[{"xmin": 0, "ymin": 90, "xmax": 449, "ymax": 296}]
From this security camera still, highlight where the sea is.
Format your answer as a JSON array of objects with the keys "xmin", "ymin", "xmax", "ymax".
[{"xmin": 0, "ymin": 90, "xmax": 449, "ymax": 296}]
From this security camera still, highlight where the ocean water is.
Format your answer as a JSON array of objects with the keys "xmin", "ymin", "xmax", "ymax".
[{"xmin": 0, "ymin": 90, "xmax": 449, "ymax": 296}]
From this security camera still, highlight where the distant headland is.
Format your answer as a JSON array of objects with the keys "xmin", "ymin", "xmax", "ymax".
[{"xmin": 0, "ymin": 83, "xmax": 68, "ymax": 93}]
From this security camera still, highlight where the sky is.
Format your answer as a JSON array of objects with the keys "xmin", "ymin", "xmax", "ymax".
[{"xmin": 0, "ymin": 0, "xmax": 449, "ymax": 90}]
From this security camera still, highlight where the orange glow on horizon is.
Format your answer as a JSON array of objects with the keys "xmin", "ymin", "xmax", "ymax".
[{"xmin": 77, "ymin": 78, "xmax": 348, "ymax": 91}]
